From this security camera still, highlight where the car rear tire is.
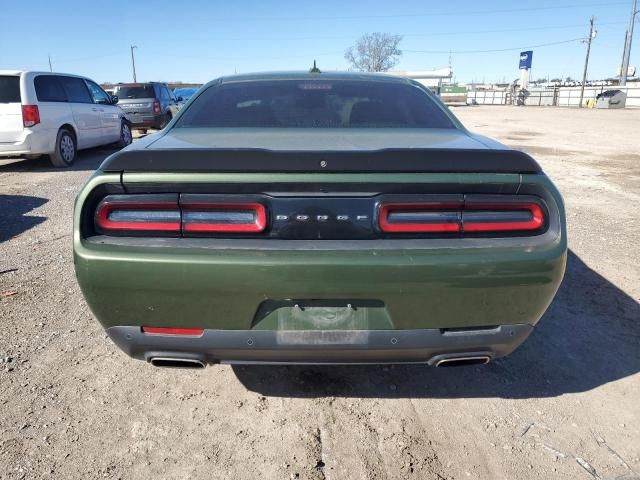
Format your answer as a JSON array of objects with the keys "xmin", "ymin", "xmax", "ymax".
[
  {"xmin": 116, "ymin": 121, "xmax": 132, "ymax": 148},
  {"xmin": 49, "ymin": 128, "xmax": 77, "ymax": 168},
  {"xmin": 161, "ymin": 112, "xmax": 172, "ymax": 129}
]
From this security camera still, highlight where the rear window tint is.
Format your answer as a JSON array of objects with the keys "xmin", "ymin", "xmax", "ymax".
[
  {"xmin": 58, "ymin": 76, "xmax": 92, "ymax": 103},
  {"xmin": 175, "ymin": 80, "xmax": 455, "ymax": 129},
  {"xmin": 115, "ymin": 85, "xmax": 156, "ymax": 99},
  {"xmin": 0, "ymin": 76, "xmax": 20, "ymax": 103},
  {"xmin": 34, "ymin": 75, "xmax": 67, "ymax": 102}
]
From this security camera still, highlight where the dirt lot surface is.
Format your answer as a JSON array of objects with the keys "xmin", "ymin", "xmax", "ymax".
[{"xmin": 1, "ymin": 107, "xmax": 639, "ymax": 480}]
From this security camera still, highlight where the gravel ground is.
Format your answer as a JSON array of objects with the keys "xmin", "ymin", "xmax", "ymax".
[{"xmin": 1, "ymin": 107, "xmax": 638, "ymax": 480}]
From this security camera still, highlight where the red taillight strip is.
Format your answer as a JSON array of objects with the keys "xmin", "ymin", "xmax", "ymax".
[
  {"xmin": 462, "ymin": 203, "xmax": 544, "ymax": 232},
  {"xmin": 379, "ymin": 202, "xmax": 462, "ymax": 233},
  {"xmin": 142, "ymin": 326, "xmax": 204, "ymax": 336},
  {"xmin": 379, "ymin": 201, "xmax": 545, "ymax": 233},
  {"xmin": 96, "ymin": 201, "xmax": 181, "ymax": 232},
  {"xmin": 181, "ymin": 202, "xmax": 267, "ymax": 233}
]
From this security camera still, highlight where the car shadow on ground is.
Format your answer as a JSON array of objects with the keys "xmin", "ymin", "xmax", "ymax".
[
  {"xmin": 0, "ymin": 146, "xmax": 116, "ymax": 173},
  {"xmin": 0, "ymin": 195, "xmax": 49, "ymax": 242},
  {"xmin": 233, "ymin": 250, "xmax": 640, "ymax": 399}
]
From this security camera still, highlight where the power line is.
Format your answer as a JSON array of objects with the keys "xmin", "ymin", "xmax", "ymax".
[
  {"xmin": 405, "ymin": 37, "xmax": 587, "ymax": 54},
  {"xmin": 160, "ymin": 51, "xmax": 340, "ymax": 63},
  {"xmin": 399, "ymin": 22, "xmax": 626, "ymax": 39},
  {"xmin": 137, "ymin": 20, "xmax": 629, "ymax": 45},
  {"xmin": 136, "ymin": 35, "xmax": 589, "ymax": 64},
  {"xmin": 52, "ymin": 34, "xmax": 597, "ymax": 67},
  {"xmin": 55, "ymin": 52, "xmax": 123, "ymax": 64}
]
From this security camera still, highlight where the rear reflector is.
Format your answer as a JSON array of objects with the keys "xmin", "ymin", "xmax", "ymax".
[
  {"xmin": 379, "ymin": 201, "xmax": 545, "ymax": 234},
  {"xmin": 142, "ymin": 327, "xmax": 204, "ymax": 336},
  {"xmin": 181, "ymin": 202, "xmax": 266, "ymax": 233}
]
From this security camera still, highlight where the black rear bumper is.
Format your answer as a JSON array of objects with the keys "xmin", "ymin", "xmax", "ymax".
[
  {"xmin": 125, "ymin": 113, "xmax": 165, "ymax": 129},
  {"xmin": 106, "ymin": 324, "xmax": 534, "ymax": 366}
]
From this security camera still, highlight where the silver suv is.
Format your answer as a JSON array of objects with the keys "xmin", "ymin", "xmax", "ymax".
[{"xmin": 113, "ymin": 82, "xmax": 180, "ymax": 133}]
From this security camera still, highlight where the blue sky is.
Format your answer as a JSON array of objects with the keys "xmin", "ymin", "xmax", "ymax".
[{"xmin": 1, "ymin": 0, "xmax": 637, "ymax": 84}]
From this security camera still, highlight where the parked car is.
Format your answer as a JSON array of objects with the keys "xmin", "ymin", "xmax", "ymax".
[
  {"xmin": 73, "ymin": 71, "xmax": 567, "ymax": 368},
  {"xmin": 0, "ymin": 70, "xmax": 132, "ymax": 167},
  {"xmin": 113, "ymin": 82, "xmax": 179, "ymax": 133},
  {"xmin": 173, "ymin": 87, "xmax": 198, "ymax": 101},
  {"xmin": 173, "ymin": 87, "xmax": 199, "ymax": 110}
]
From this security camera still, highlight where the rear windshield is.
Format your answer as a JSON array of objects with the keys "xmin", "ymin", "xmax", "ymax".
[
  {"xmin": 114, "ymin": 85, "xmax": 156, "ymax": 99},
  {"xmin": 175, "ymin": 80, "xmax": 455, "ymax": 128},
  {"xmin": 0, "ymin": 76, "xmax": 20, "ymax": 103}
]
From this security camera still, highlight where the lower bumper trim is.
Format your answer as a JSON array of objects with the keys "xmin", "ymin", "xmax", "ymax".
[{"xmin": 106, "ymin": 324, "xmax": 534, "ymax": 365}]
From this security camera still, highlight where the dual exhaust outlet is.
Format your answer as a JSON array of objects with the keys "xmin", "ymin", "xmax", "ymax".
[
  {"xmin": 149, "ymin": 357, "xmax": 206, "ymax": 369},
  {"xmin": 433, "ymin": 355, "xmax": 491, "ymax": 367},
  {"xmin": 148, "ymin": 354, "xmax": 491, "ymax": 369}
]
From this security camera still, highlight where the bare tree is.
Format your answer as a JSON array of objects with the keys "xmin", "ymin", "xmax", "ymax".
[{"xmin": 345, "ymin": 33, "xmax": 402, "ymax": 72}]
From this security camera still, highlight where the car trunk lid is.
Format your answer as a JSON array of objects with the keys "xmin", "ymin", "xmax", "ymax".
[
  {"xmin": 114, "ymin": 84, "xmax": 156, "ymax": 115},
  {"xmin": 117, "ymin": 98, "xmax": 155, "ymax": 114},
  {"xmin": 104, "ymin": 128, "xmax": 541, "ymax": 174}
]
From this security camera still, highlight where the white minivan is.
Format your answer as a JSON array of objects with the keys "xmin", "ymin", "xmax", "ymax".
[{"xmin": 0, "ymin": 71, "xmax": 132, "ymax": 167}]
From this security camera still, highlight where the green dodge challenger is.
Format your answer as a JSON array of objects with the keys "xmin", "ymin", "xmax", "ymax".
[{"xmin": 73, "ymin": 72, "xmax": 566, "ymax": 368}]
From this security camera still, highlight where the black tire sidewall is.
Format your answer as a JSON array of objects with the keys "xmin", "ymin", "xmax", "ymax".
[
  {"xmin": 120, "ymin": 122, "xmax": 132, "ymax": 147},
  {"xmin": 163, "ymin": 112, "xmax": 172, "ymax": 128},
  {"xmin": 50, "ymin": 129, "xmax": 76, "ymax": 167}
]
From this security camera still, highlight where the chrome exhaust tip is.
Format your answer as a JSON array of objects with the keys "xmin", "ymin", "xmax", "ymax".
[
  {"xmin": 149, "ymin": 357, "xmax": 206, "ymax": 369},
  {"xmin": 435, "ymin": 355, "xmax": 491, "ymax": 367}
]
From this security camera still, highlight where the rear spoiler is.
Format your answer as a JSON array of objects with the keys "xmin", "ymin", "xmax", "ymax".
[{"xmin": 100, "ymin": 148, "xmax": 542, "ymax": 174}]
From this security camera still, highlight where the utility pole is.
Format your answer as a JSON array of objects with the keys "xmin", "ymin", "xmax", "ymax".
[
  {"xmin": 619, "ymin": 0, "xmax": 638, "ymax": 86},
  {"xmin": 130, "ymin": 45, "xmax": 138, "ymax": 82},
  {"xmin": 48, "ymin": 54, "xmax": 52, "ymax": 72},
  {"xmin": 579, "ymin": 17, "xmax": 596, "ymax": 108}
]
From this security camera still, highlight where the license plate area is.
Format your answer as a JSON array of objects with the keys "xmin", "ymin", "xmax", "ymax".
[{"xmin": 252, "ymin": 299, "xmax": 392, "ymax": 331}]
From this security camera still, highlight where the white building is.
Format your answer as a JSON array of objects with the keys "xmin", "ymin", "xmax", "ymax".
[{"xmin": 390, "ymin": 68, "xmax": 453, "ymax": 92}]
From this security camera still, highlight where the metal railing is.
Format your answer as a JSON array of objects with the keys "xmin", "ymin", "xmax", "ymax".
[{"xmin": 466, "ymin": 86, "xmax": 640, "ymax": 108}]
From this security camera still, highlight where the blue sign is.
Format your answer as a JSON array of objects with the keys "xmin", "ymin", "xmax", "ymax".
[{"xmin": 519, "ymin": 51, "xmax": 533, "ymax": 70}]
